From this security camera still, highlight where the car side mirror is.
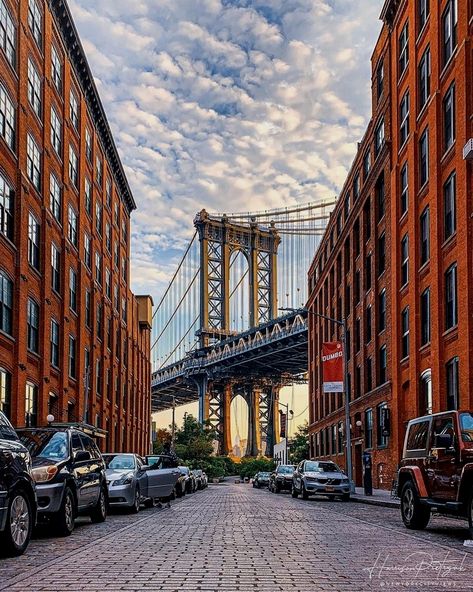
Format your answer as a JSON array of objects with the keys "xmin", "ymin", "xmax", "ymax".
[
  {"xmin": 140, "ymin": 465, "xmax": 150, "ymax": 471},
  {"xmin": 74, "ymin": 450, "xmax": 91, "ymax": 463},
  {"xmin": 435, "ymin": 433, "xmax": 453, "ymax": 450}
]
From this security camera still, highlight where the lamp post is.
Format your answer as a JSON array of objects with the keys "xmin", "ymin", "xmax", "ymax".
[
  {"xmin": 280, "ymin": 307, "xmax": 354, "ymax": 493},
  {"xmin": 278, "ymin": 401, "xmax": 294, "ymax": 464}
]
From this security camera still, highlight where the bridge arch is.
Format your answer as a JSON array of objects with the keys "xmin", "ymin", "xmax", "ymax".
[{"xmin": 229, "ymin": 248, "xmax": 250, "ymax": 333}]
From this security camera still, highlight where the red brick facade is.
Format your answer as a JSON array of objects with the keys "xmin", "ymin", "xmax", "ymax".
[
  {"xmin": 308, "ymin": 0, "xmax": 473, "ymax": 489},
  {"xmin": 0, "ymin": 0, "xmax": 152, "ymax": 455}
]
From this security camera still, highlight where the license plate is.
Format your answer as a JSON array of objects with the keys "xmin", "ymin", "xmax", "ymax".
[{"xmin": 325, "ymin": 486, "xmax": 335, "ymax": 492}]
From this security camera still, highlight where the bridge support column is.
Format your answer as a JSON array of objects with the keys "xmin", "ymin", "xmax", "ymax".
[
  {"xmin": 265, "ymin": 385, "xmax": 281, "ymax": 458},
  {"xmin": 196, "ymin": 375, "xmax": 209, "ymax": 424},
  {"xmin": 221, "ymin": 384, "xmax": 232, "ymax": 455},
  {"xmin": 246, "ymin": 386, "xmax": 262, "ymax": 457}
]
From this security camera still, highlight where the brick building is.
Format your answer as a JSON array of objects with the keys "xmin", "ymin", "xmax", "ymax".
[
  {"xmin": 0, "ymin": 0, "xmax": 152, "ymax": 454},
  {"xmin": 308, "ymin": 0, "xmax": 473, "ymax": 489}
]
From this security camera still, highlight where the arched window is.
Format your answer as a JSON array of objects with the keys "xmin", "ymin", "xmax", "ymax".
[{"xmin": 420, "ymin": 370, "xmax": 432, "ymax": 416}]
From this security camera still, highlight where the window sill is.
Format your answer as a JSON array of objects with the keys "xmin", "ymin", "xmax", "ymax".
[
  {"xmin": 440, "ymin": 48, "xmax": 459, "ymax": 83},
  {"xmin": 443, "ymin": 326, "xmax": 458, "ymax": 344},
  {"xmin": 441, "ymin": 233, "xmax": 457, "ymax": 253},
  {"xmin": 440, "ymin": 141, "xmax": 456, "ymax": 167},
  {"xmin": 415, "ymin": 17, "xmax": 430, "ymax": 46}
]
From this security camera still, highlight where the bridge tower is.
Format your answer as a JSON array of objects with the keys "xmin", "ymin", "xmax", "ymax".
[{"xmin": 194, "ymin": 210, "xmax": 282, "ymax": 455}]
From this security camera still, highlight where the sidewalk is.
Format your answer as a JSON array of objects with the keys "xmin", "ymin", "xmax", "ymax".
[{"xmin": 352, "ymin": 486, "xmax": 400, "ymax": 508}]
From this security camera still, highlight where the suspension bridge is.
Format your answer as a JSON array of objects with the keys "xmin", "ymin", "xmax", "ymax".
[{"xmin": 151, "ymin": 200, "xmax": 335, "ymax": 456}]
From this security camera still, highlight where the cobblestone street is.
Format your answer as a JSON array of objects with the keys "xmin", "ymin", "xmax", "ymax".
[{"xmin": 2, "ymin": 483, "xmax": 473, "ymax": 592}]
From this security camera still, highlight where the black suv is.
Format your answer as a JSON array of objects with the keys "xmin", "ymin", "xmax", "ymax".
[
  {"xmin": 0, "ymin": 411, "xmax": 37, "ymax": 556},
  {"xmin": 18, "ymin": 426, "xmax": 108, "ymax": 536},
  {"xmin": 269, "ymin": 465, "xmax": 295, "ymax": 493}
]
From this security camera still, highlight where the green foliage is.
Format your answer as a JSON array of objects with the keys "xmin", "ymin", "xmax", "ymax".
[
  {"xmin": 152, "ymin": 428, "xmax": 172, "ymax": 454},
  {"xmin": 289, "ymin": 422, "xmax": 309, "ymax": 465},
  {"xmin": 174, "ymin": 414, "xmax": 216, "ymax": 463},
  {"xmin": 239, "ymin": 457, "xmax": 276, "ymax": 480}
]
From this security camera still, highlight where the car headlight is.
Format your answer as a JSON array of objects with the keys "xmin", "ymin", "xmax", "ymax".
[
  {"xmin": 32, "ymin": 465, "xmax": 59, "ymax": 483},
  {"xmin": 112, "ymin": 473, "xmax": 133, "ymax": 486}
]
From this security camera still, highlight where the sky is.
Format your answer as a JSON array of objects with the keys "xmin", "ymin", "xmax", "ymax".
[{"xmin": 69, "ymin": 0, "xmax": 384, "ymax": 436}]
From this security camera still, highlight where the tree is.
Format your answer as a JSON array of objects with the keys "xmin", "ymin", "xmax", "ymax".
[
  {"xmin": 152, "ymin": 428, "xmax": 172, "ymax": 454},
  {"xmin": 174, "ymin": 414, "xmax": 216, "ymax": 463},
  {"xmin": 289, "ymin": 422, "xmax": 309, "ymax": 465}
]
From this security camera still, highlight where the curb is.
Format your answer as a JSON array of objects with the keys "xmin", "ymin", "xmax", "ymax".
[{"xmin": 351, "ymin": 495, "xmax": 400, "ymax": 509}]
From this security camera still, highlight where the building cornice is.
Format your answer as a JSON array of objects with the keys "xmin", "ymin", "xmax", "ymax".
[
  {"xmin": 380, "ymin": 0, "xmax": 402, "ymax": 27},
  {"xmin": 49, "ymin": 0, "xmax": 136, "ymax": 213}
]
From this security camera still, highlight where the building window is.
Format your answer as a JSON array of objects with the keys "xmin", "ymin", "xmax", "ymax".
[
  {"xmin": 51, "ymin": 45, "xmax": 62, "ymax": 91},
  {"xmin": 105, "ymin": 268, "xmax": 111, "ymax": 299},
  {"xmin": 25, "ymin": 382, "xmax": 37, "ymax": 427},
  {"xmin": 378, "ymin": 289, "xmax": 386, "ymax": 333},
  {"xmin": 114, "ymin": 284, "xmax": 119, "ymax": 311},
  {"xmin": 401, "ymin": 307, "xmax": 409, "ymax": 359},
  {"xmin": 365, "ymin": 409, "xmax": 373, "ymax": 449},
  {"xmin": 400, "ymin": 162, "xmax": 408, "ymax": 216},
  {"xmin": 67, "ymin": 205, "xmax": 78, "ymax": 248},
  {"xmin": 443, "ymin": 83, "xmax": 455, "ymax": 152},
  {"xmin": 69, "ymin": 146, "xmax": 78, "ymax": 189},
  {"xmin": 444, "ymin": 172, "xmax": 456, "ymax": 241},
  {"xmin": 0, "ymin": 83, "xmax": 15, "ymax": 150},
  {"xmin": 366, "ymin": 357, "xmax": 373, "ymax": 392},
  {"xmin": 442, "ymin": 0, "xmax": 458, "ymax": 65},
  {"xmin": 0, "ymin": 0, "xmax": 15, "ymax": 67},
  {"xmin": 26, "ymin": 133, "xmax": 41, "ymax": 190},
  {"xmin": 374, "ymin": 118, "xmax": 384, "ymax": 157},
  {"xmin": 365, "ymin": 253, "xmax": 372, "ymax": 291},
  {"xmin": 28, "ymin": 213, "xmax": 40, "ymax": 271},
  {"xmin": 446, "ymin": 357, "xmax": 459, "ymax": 410},
  {"xmin": 0, "ymin": 173, "xmax": 13, "ymax": 241},
  {"xmin": 376, "ymin": 172, "xmax": 385, "ymax": 221},
  {"xmin": 27, "ymin": 298, "xmax": 39, "ymax": 353},
  {"xmin": 363, "ymin": 150, "xmax": 371, "ymax": 181},
  {"xmin": 420, "ymin": 288, "xmax": 430, "ymax": 346},
  {"xmin": 399, "ymin": 91, "xmax": 410, "ymax": 146},
  {"xmin": 85, "ymin": 178, "xmax": 92, "ymax": 216},
  {"xmin": 96, "ymin": 303, "xmax": 103, "ymax": 339},
  {"xmin": 95, "ymin": 252, "xmax": 102, "ymax": 285},
  {"xmin": 95, "ymin": 202, "xmax": 103, "ymax": 236},
  {"xmin": 85, "ymin": 289, "xmax": 91, "ymax": 328},
  {"xmin": 378, "ymin": 232, "xmax": 386, "ymax": 276},
  {"xmin": 376, "ymin": 60, "xmax": 384, "ymax": 99},
  {"xmin": 400, "ymin": 234, "xmax": 409, "ymax": 286},
  {"xmin": 121, "ymin": 298, "xmax": 127, "ymax": 323},
  {"xmin": 96, "ymin": 359, "xmax": 102, "ymax": 396},
  {"xmin": 121, "ymin": 257, "xmax": 127, "ymax": 282},
  {"xmin": 379, "ymin": 345, "xmax": 387, "ymax": 385},
  {"xmin": 419, "ymin": 370, "xmax": 432, "ymax": 415},
  {"xmin": 419, "ymin": 128, "xmax": 429, "ymax": 187},
  {"xmin": 85, "ymin": 127, "xmax": 92, "ymax": 162},
  {"xmin": 49, "ymin": 174, "xmax": 61, "ymax": 223},
  {"xmin": 419, "ymin": 0, "xmax": 430, "ymax": 29},
  {"xmin": 344, "ymin": 193, "xmax": 350, "ymax": 221},
  {"xmin": 398, "ymin": 21, "xmax": 409, "ymax": 77},
  {"xmin": 96, "ymin": 155, "xmax": 103, "ymax": 186},
  {"xmin": 122, "ymin": 219, "xmax": 128, "ymax": 245},
  {"xmin": 420, "ymin": 207, "xmax": 430, "ymax": 266},
  {"xmin": 106, "ymin": 178, "xmax": 112, "ymax": 208},
  {"xmin": 353, "ymin": 173, "xmax": 360, "ymax": 202},
  {"xmin": 0, "ymin": 367, "xmax": 11, "ymax": 418},
  {"xmin": 69, "ymin": 90, "xmax": 79, "ymax": 130},
  {"xmin": 51, "ymin": 243, "xmax": 60, "ymax": 292},
  {"xmin": 84, "ymin": 233, "xmax": 91, "ymax": 269},
  {"xmin": 363, "ymin": 199, "xmax": 371, "ymax": 240},
  {"xmin": 445, "ymin": 263, "xmax": 457, "ymax": 330},
  {"xmin": 69, "ymin": 268, "xmax": 77, "ymax": 313},
  {"xmin": 377, "ymin": 403, "xmax": 389, "ymax": 447},
  {"xmin": 27, "ymin": 59, "xmax": 41, "ymax": 117},
  {"xmin": 68, "ymin": 335, "xmax": 76, "ymax": 379},
  {"xmin": 50, "ymin": 107, "xmax": 62, "ymax": 155},
  {"xmin": 365, "ymin": 305, "xmax": 372, "ymax": 344},
  {"xmin": 0, "ymin": 271, "xmax": 12, "ymax": 335},
  {"xmin": 418, "ymin": 47, "xmax": 430, "ymax": 111},
  {"xmin": 27, "ymin": 0, "xmax": 42, "ymax": 47},
  {"xmin": 50, "ymin": 319, "xmax": 59, "ymax": 368},
  {"xmin": 354, "ymin": 270, "xmax": 360, "ymax": 303},
  {"xmin": 105, "ymin": 223, "xmax": 111, "ymax": 252}
]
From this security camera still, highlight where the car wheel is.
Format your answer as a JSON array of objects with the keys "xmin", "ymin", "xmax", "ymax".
[
  {"xmin": 301, "ymin": 483, "xmax": 309, "ymax": 500},
  {"xmin": 291, "ymin": 485, "xmax": 298, "ymax": 498},
  {"xmin": 90, "ymin": 486, "xmax": 107, "ymax": 523},
  {"xmin": 341, "ymin": 493, "xmax": 350, "ymax": 502},
  {"xmin": 176, "ymin": 485, "xmax": 183, "ymax": 498},
  {"xmin": 130, "ymin": 486, "xmax": 141, "ymax": 514},
  {"xmin": 54, "ymin": 487, "xmax": 76, "ymax": 536},
  {"xmin": 0, "ymin": 490, "xmax": 32, "ymax": 556},
  {"xmin": 400, "ymin": 481, "xmax": 430, "ymax": 530},
  {"xmin": 170, "ymin": 487, "xmax": 176, "ymax": 501}
]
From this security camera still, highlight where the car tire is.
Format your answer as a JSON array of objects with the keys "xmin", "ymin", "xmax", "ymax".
[
  {"xmin": 341, "ymin": 493, "xmax": 350, "ymax": 502},
  {"xmin": 170, "ymin": 487, "xmax": 176, "ymax": 501},
  {"xmin": 144, "ymin": 497, "xmax": 155, "ymax": 509},
  {"xmin": 301, "ymin": 483, "xmax": 309, "ymax": 500},
  {"xmin": 0, "ymin": 489, "xmax": 33, "ymax": 557},
  {"xmin": 90, "ymin": 485, "xmax": 107, "ymax": 523},
  {"xmin": 176, "ymin": 485, "xmax": 183, "ymax": 498},
  {"xmin": 54, "ymin": 487, "xmax": 76, "ymax": 537},
  {"xmin": 291, "ymin": 485, "xmax": 298, "ymax": 498},
  {"xmin": 130, "ymin": 486, "xmax": 141, "ymax": 514},
  {"xmin": 400, "ymin": 481, "xmax": 430, "ymax": 530}
]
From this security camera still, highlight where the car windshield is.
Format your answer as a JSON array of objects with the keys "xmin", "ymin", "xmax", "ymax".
[
  {"xmin": 179, "ymin": 466, "xmax": 189, "ymax": 475},
  {"xmin": 104, "ymin": 454, "xmax": 135, "ymax": 470},
  {"xmin": 259, "ymin": 472, "xmax": 270, "ymax": 477},
  {"xmin": 305, "ymin": 461, "xmax": 340, "ymax": 473},
  {"xmin": 19, "ymin": 431, "xmax": 68, "ymax": 460},
  {"xmin": 460, "ymin": 413, "xmax": 473, "ymax": 447},
  {"xmin": 277, "ymin": 466, "xmax": 294, "ymax": 474}
]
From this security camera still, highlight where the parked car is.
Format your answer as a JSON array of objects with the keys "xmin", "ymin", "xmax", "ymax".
[
  {"xmin": 269, "ymin": 465, "xmax": 295, "ymax": 493},
  {"xmin": 103, "ymin": 453, "xmax": 180, "ymax": 512},
  {"xmin": 179, "ymin": 466, "xmax": 194, "ymax": 494},
  {"xmin": 18, "ymin": 426, "xmax": 107, "ymax": 536},
  {"xmin": 0, "ymin": 412, "xmax": 37, "ymax": 556},
  {"xmin": 398, "ymin": 411, "xmax": 473, "ymax": 536},
  {"xmin": 145, "ymin": 455, "xmax": 186, "ymax": 498},
  {"xmin": 193, "ymin": 469, "xmax": 207, "ymax": 490},
  {"xmin": 253, "ymin": 472, "xmax": 270, "ymax": 488},
  {"xmin": 292, "ymin": 460, "xmax": 350, "ymax": 500}
]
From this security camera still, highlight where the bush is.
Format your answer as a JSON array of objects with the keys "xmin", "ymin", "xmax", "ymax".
[{"xmin": 239, "ymin": 457, "xmax": 275, "ymax": 480}]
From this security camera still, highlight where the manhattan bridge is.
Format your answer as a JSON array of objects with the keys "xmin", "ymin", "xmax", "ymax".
[{"xmin": 151, "ymin": 200, "xmax": 335, "ymax": 457}]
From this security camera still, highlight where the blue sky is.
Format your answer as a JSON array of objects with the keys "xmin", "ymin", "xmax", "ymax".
[{"xmin": 69, "ymin": 0, "xmax": 384, "ymax": 302}]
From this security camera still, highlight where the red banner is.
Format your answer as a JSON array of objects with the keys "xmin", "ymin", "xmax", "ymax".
[
  {"xmin": 322, "ymin": 341, "xmax": 344, "ymax": 393},
  {"xmin": 280, "ymin": 413, "xmax": 287, "ymax": 439}
]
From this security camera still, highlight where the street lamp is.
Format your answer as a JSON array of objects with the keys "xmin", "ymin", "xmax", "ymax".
[
  {"xmin": 280, "ymin": 306, "xmax": 354, "ymax": 493},
  {"xmin": 278, "ymin": 401, "xmax": 294, "ymax": 464}
]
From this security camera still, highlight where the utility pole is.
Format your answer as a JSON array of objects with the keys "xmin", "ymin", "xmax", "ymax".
[
  {"xmin": 278, "ymin": 401, "xmax": 293, "ymax": 464},
  {"xmin": 171, "ymin": 395, "xmax": 176, "ymax": 446}
]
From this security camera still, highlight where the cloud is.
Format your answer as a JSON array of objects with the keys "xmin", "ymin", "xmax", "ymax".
[{"xmin": 68, "ymin": 0, "xmax": 383, "ymax": 298}]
